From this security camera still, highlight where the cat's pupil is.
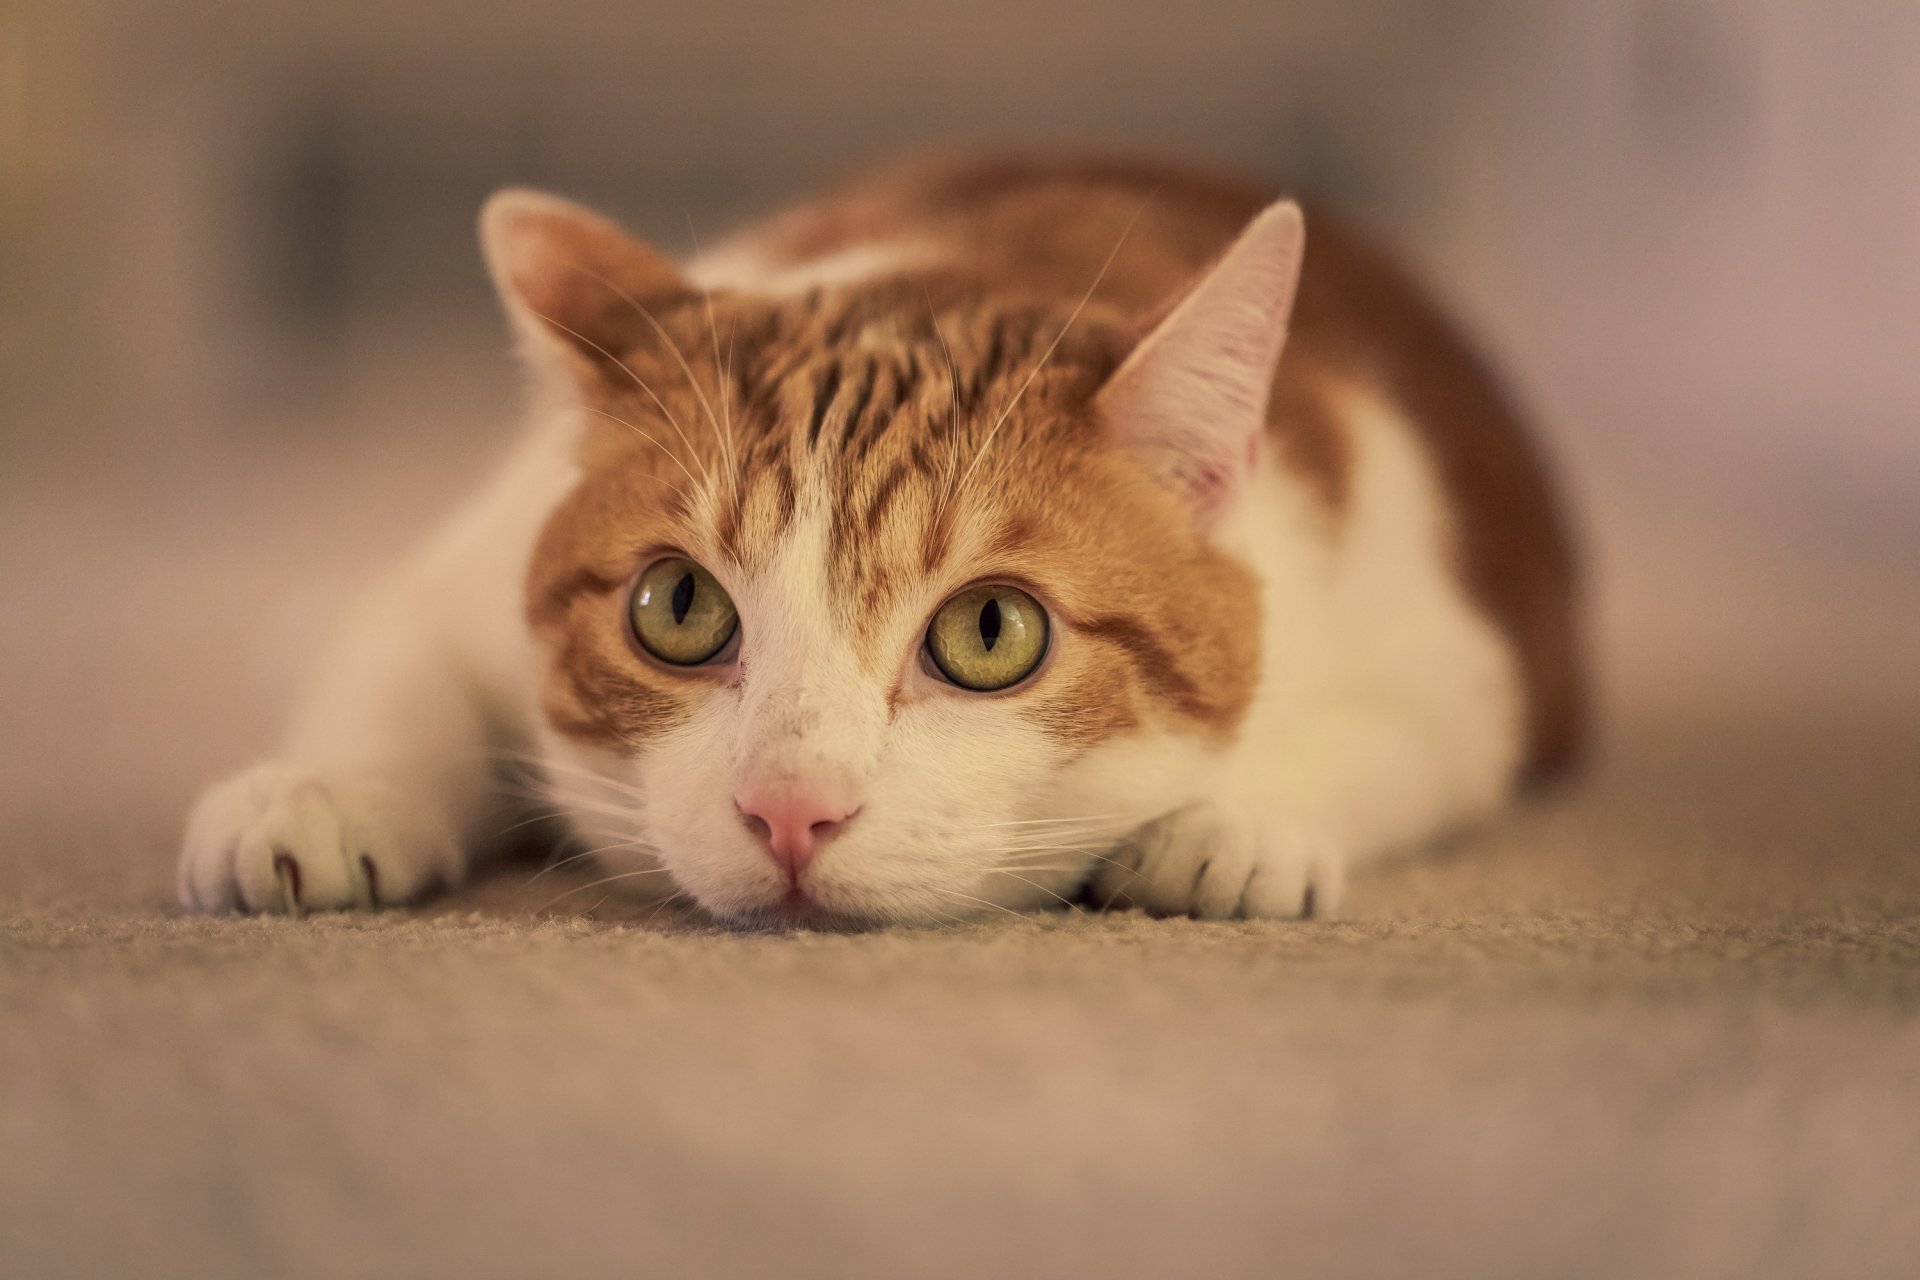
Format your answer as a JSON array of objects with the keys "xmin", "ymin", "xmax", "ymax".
[
  {"xmin": 978, "ymin": 597, "xmax": 1002, "ymax": 651},
  {"xmin": 671, "ymin": 572, "xmax": 696, "ymax": 625}
]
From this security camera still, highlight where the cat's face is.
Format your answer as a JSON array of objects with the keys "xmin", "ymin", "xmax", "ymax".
[{"xmin": 487, "ymin": 190, "xmax": 1299, "ymax": 926}]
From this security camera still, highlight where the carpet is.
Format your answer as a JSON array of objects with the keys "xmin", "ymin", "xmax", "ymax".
[{"xmin": 4, "ymin": 420, "xmax": 1917, "ymax": 1279}]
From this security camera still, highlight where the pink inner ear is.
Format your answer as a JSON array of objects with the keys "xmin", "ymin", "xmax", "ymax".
[
  {"xmin": 1098, "ymin": 201, "xmax": 1305, "ymax": 523},
  {"xmin": 480, "ymin": 189, "xmax": 687, "ymax": 366},
  {"xmin": 1190, "ymin": 459, "xmax": 1237, "ymax": 517}
]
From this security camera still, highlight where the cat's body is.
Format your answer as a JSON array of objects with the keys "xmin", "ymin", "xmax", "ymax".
[{"xmin": 179, "ymin": 154, "xmax": 1581, "ymax": 926}]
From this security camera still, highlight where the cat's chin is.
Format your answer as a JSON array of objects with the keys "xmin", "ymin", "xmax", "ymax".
[
  {"xmin": 708, "ymin": 887, "xmax": 942, "ymax": 934},
  {"xmin": 721, "ymin": 900, "xmax": 889, "ymax": 934}
]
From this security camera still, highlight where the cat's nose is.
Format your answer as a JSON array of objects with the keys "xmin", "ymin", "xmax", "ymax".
[{"xmin": 733, "ymin": 788, "xmax": 860, "ymax": 883}]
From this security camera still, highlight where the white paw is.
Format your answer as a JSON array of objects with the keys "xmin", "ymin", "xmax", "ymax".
[
  {"xmin": 1092, "ymin": 803, "xmax": 1346, "ymax": 920},
  {"xmin": 178, "ymin": 762, "xmax": 462, "ymax": 914}
]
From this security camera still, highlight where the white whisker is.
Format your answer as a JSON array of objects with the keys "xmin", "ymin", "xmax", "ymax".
[
  {"xmin": 579, "ymin": 260, "xmax": 729, "ymax": 468},
  {"xmin": 575, "ymin": 406, "xmax": 699, "ymax": 494},
  {"xmin": 685, "ymin": 213, "xmax": 740, "ymax": 478},
  {"xmin": 520, "ymin": 834, "xmax": 663, "ymax": 888},
  {"xmin": 945, "ymin": 196, "xmax": 1151, "ymax": 512},
  {"xmin": 641, "ymin": 890, "xmax": 694, "ymax": 927},
  {"xmin": 527, "ymin": 303, "xmax": 711, "ymax": 490},
  {"xmin": 967, "ymin": 812, "xmax": 1134, "ymax": 830},
  {"xmin": 992, "ymin": 869, "xmax": 1087, "ymax": 916},
  {"xmin": 929, "ymin": 887, "xmax": 1027, "ymax": 920},
  {"xmin": 519, "ymin": 847, "xmax": 602, "ymax": 884},
  {"xmin": 534, "ymin": 867, "xmax": 676, "ymax": 916}
]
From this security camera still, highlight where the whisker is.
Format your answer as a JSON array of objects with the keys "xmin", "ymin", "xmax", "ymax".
[
  {"xmin": 928, "ymin": 887, "xmax": 1027, "ymax": 920},
  {"xmin": 492, "ymin": 808, "xmax": 569, "ymax": 839},
  {"xmin": 518, "ymin": 789, "xmax": 639, "ymax": 823},
  {"xmin": 967, "ymin": 813, "xmax": 1135, "ymax": 831},
  {"xmin": 925, "ymin": 290, "xmax": 963, "ymax": 423},
  {"xmin": 519, "ymin": 834, "xmax": 663, "ymax": 888},
  {"xmin": 996, "ymin": 831, "xmax": 1127, "ymax": 847},
  {"xmin": 534, "ymin": 867, "xmax": 676, "ymax": 916},
  {"xmin": 526, "ymin": 303, "xmax": 711, "ymax": 490},
  {"xmin": 992, "ymin": 869, "xmax": 1087, "ymax": 916},
  {"xmin": 724, "ymin": 323, "xmax": 738, "ymax": 438},
  {"xmin": 1002, "ymin": 844, "xmax": 1137, "ymax": 876},
  {"xmin": 925, "ymin": 293, "xmax": 969, "ymax": 531},
  {"xmin": 501, "ymin": 752, "xmax": 651, "ymax": 802},
  {"xmin": 945, "ymin": 195, "xmax": 1151, "ymax": 512},
  {"xmin": 519, "ymin": 847, "xmax": 602, "ymax": 884},
  {"xmin": 641, "ymin": 889, "xmax": 693, "ymax": 928},
  {"xmin": 685, "ymin": 212, "xmax": 740, "ymax": 478},
  {"xmin": 576, "ymin": 406, "xmax": 699, "ymax": 493},
  {"xmin": 541, "ymin": 795, "xmax": 645, "ymax": 824},
  {"xmin": 573, "ymin": 261, "xmax": 728, "ymax": 468}
]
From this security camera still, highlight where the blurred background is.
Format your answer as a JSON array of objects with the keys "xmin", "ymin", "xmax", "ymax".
[
  {"xmin": 8, "ymin": 12, "xmax": 1920, "ymax": 1276},
  {"xmin": 1, "ymin": 0, "xmax": 1916, "ymax": 899}
]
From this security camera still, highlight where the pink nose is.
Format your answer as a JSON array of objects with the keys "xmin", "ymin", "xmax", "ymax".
[{"xmin": 734, "ymin": 789, "xmax": 860, "ymax": 883}]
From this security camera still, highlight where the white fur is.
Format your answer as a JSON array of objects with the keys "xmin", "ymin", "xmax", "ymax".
[
  {"xmin": 689, "ymin": 242, "xmax": 926, "ymax": 298},
  {"xmin": 1088, "ymin": 382, "xmax": 1525, "ymax": 917},
  {"xmin": 543, "ymin": 488, "xmax": 1201, "ymax": 927},
  {"xmin": 179, "ymin": 209, "xmax": 1523, "ymax": 924},
  {"xmin": 179, "ymin": 376, "xmax": 1520, "ymax": 922},
  {"xmin": 178, "ymin": 423, "xmax": 576, "ymax": 913}
]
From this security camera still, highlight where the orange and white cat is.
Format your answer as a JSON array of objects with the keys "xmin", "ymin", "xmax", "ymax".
[{"xmin": 179, "ymin": 154, "xmax": 1582, "ymax": 927}]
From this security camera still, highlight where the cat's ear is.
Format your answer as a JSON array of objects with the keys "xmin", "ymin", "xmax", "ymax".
[
  {"xmin": 1096, "ymin": 200, "xmax": 1305, "ymax": 524},
  {"xmin": 479, "ymin": 189, "xmax": 687, "ymax": 380}
]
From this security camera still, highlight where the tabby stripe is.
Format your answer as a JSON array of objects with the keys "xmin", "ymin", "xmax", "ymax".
[
  {"xmin": 975, "ymin": 319, "xmax": 1009, "ymax": 410},
  {"xmin": 772, "ymin": 456, "xmax": 797, "ymax": 530},
  {"xmin": 838, "ymin": 360, "xmax": 878, "ymax": 454},
  {"xmin": 531, "ymin": 565, "xmax": 628, "ymax": 626},
  {"xmin": 861, "ymin": 460, "xmax": 911, "ymax": 536},
  {"xmin": 1077, "ymin": 612, "xmax": 1221, "ymax": 726},
  {"xmin": 807, "ymin": 363, "xmax": 842, "ymax": 450},
  {"xmin": 846, "ymin": 362, "xmax": 903, "ymax": 466}
]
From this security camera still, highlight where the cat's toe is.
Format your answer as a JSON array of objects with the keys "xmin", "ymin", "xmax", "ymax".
[
  {"xmin": 1094, "ymin": 807, "xmax": 1254, "ymax": 919},
  {"xmin": 1093, "ymin": 805, "xmax": 1347, "ymax": 921},
  {"xmin": 178, "ymin": 763, "xmax": 455, "ymax": 915},
  {"xmin": 1237, "ymin": 835, "xmax": 1346, "ymax": 920}
]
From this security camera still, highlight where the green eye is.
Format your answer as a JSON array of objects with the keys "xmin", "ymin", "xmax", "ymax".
[
  {"xmin": 630, "ymin": 557, "xmax": 738, "ymax": 666},
  {"xmin": 926, "ymin": 584, "xmax": 1049, "ymax": 691}
]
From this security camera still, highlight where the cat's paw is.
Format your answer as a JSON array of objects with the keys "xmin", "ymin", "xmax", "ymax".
[
  {"xmin": 1092, "ymin": 802, "xmax": 1346, "ymax": 920},
  {"xmin": 178, "ymin": 763, "xmax": 462, "ymax": 914}
]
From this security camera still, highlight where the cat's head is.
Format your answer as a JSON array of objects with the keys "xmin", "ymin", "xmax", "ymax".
[{"xmin": 482, "ymin": 188, "xmax": 1305, "ymax": 926}]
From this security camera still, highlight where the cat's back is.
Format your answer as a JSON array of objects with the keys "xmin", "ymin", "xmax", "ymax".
[{"xmin": 701, "ymin": 153, "xmax": 1584, "ymax": 778}]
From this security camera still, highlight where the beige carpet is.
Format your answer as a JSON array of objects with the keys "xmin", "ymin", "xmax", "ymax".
[{"xmin": 4, "ymin": 417, "xmax": 1918, "ymax": 1279}]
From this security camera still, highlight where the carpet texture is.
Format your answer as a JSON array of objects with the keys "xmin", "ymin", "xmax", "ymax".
[{"xmin": 3, "ymin": 423, "xmax": 1917, "ymax": 1279}]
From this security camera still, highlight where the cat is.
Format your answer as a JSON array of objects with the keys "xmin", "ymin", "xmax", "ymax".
[{"xmin": 178, "ymin": 153, "xmax": 1583, "ymax": 928}]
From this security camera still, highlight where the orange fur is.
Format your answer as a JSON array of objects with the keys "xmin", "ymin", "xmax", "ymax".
[
  {"xmin": 523, "ymin": 152, "xmax": 1580, "ymax": 775},
  {"xmin": 177, "ymin": 151, "xmax": 1586, "ymax": 924}
]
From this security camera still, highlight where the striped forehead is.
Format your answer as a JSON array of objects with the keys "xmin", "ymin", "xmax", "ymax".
[
  {"xmin": 721, "ymin": 423, "xmax": 956, "ymax": 640},
  {"xmin": 716, "ymin": 344, "xmax": 956, "ymax": 577},
  {"xmin": 686, "ymin": 288, "xmax": 1125, "ymax": 619}
]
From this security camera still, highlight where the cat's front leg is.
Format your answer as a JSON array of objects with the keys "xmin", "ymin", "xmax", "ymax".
[
  {"xmin": 179, "ymin": 761, "xmax": 465, "ymax": 913},
  {"xmin": 1092, "ymin": 795, "xmax": 1346, "ymax": 921},
  {"xmin": 177, "ymin": 611, "xmax": 496, "ymax": 915},
  {"xmin": 177, "ymin": 431, "xmax": 568, "ymax": 915},
  {"xmin": 179, "ymin": 545, "xmax": 532, "ymax": 912},
  {"xmin": 1090, "ymin": 700, "xmax": 1513, "ymax": 920}
]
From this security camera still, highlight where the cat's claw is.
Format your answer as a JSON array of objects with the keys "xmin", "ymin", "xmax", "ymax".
[
  {"xmin": 178, "ymin": 762, "xmax": 459, "ymax": 914},
  {"xmin": 1094, "ymin": 803, "xmax": 1345, "ymax": 921}
]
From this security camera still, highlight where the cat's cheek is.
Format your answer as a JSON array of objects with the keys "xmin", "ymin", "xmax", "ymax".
[{"xmin": 626, "ymin": 704, "xmax": 791, "ymax": 914}]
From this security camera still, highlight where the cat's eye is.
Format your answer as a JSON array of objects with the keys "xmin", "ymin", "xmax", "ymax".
[
  {"xmin": 629, "ymin": 557, "xmax": 738, "ymax": 666},
  {"xmin": 925, "ymin": 584, "xmax": 1049, "ymax": 692}
]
